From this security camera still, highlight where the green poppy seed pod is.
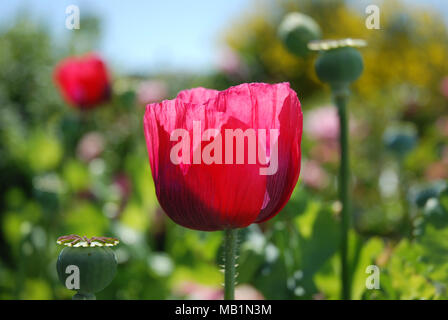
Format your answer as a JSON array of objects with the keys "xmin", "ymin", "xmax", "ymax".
[
  {"xmin": 278, "ymin": 12, "xmax": 322, "ymax": 58},
  {"xmin": 56, "ymin": 235, "xmax": 119, "ymax": 298},
  {"xmin": 315, "ymin": 47, "xmax": 364, "ymax": 88},
  {"xmin": 383, "ymin": 123, "xmax": 418, "ymax": 157}
]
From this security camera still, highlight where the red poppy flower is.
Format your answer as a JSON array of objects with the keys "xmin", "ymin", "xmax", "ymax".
[
  {"xmin": 143, "ymin": 82, "xmax": 302, "ymax": 231},
  {"xmin": 54, "ymin": 53, "xmax": 110, "ymax": 109}
]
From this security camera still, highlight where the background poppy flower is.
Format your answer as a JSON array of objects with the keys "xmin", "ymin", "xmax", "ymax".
[
  {"xmin": 143, "ymin": 82, "xmax": 302, "ymax": 231},
  {"xmin": 54, "ymin": 53, "xmax": 110, "ymax": 109}
]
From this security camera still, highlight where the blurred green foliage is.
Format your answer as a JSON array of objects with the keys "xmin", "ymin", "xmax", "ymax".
[{"xmin": 1, "ymin": 0, "xmax": 448, "ymax": 300}]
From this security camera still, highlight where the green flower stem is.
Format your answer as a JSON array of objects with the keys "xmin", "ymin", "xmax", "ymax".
[
  {"xmin": 223, "ymin": 228, "xmax": 238, "ymax": 300},
  {"xmin": 334, "ymin": 88, "xmax": 351, "ymax": 300}
]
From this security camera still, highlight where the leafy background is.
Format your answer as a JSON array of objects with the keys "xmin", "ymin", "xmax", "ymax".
[{"xmin": 1, "ymin": 0, "xmax": 448, "ymax": 299}]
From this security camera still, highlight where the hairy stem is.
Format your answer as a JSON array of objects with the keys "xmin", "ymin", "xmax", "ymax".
[{"xmin": 223, "ymin": 228, "xmax": 238, "ymax": 300}]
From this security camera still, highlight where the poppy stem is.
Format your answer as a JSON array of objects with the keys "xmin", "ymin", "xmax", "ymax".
[
  {"xmin": 334, "ymin": 89, "xmax": 351, "ymax": 300},
  {"xmin": 223, "ymin": 228, "xmax": 238, "ymax": 300}
]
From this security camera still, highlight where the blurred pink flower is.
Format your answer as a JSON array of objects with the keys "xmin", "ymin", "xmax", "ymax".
[
  {"xmin": 305, "ymin": 106, "xmax": 360, "ymax": 142},
  {"xmin": 174, "ymin": 281, "xmax": 222, "ymax": 300},
  {"xmin": 232, "ymin": 284, "xmax": 264, "ymax": 300},
  {"xmin": 217, "ymin": 47, "xmax": 248, "ymax": 78},
  {"xmin": 305, "ymin": 106, "xmax": 364, "ymax": 165},
  {"xmin": 174, "ymin": 282, "xmax": 264, "ymax": 300},
  {"xmin": 76, "ymin": 131, "xmax": 105, "ymax": 162},
  {"xmin": 137, "ymin": 80, "xmax": 168, "ymax": 105},
  {"xmin": 440, "ymin": 77, "xmax": 448, "ymax": 98},
  {"xmin": 305, "ymin": 106, "xmax": 339, "ymax": 141},
  {"xmin": 301, "ymin": 160, "xmax": 329, "ymax": 190}
]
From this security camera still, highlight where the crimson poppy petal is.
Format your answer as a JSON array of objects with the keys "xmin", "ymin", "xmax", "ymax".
[
  {"xmin": 144, "ymin": 99, "xmax": 267, "ymax": 231},
  {"xmin": 54, "ymin": 53, "xmax": 110, "ymax": 109},
  {"xmin": 143, "ymin": 82, "xmax": 302, "ymax": 231}
]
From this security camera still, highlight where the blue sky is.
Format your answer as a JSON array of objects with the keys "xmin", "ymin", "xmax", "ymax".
[
  {"xmin": 0, "ymin": 0, "xmax": 446, "ymax": 74},
  {"xmin": 0, "ymin": 0, "xmax": 253, "ymax": 73}
]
